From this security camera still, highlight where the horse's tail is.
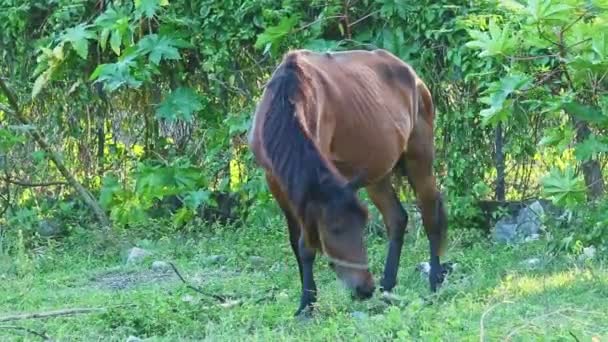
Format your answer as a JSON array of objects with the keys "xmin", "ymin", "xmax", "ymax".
[
  {"xmin": 258, "ymin": 53, "xmax": 329, "ymax": 215},
  {"xmin": 416, "ymin": 79, "xmax": 435, "ymax": 128}
]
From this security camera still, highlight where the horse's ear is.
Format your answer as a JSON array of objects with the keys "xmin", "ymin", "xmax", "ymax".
[{"xmin": 345, "ymin": 169, "xmax": 367, "ymax": 191}]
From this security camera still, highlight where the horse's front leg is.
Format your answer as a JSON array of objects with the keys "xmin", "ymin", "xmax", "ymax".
[
  {"xmin": 366, "ymin": 178, "xmax": 408, "ymax": 293},
  {"xmin": 296, "ymin": 235, "xmax": 317, "ymax": 316}
]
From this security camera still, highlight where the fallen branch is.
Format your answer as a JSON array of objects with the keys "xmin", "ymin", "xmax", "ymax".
[
  {"xmin": 168, "ymin": 262, "xmax": 227, "ymax": 302},
  {"xmin": 0, "ymin": 325, "xmax": 53, "ymax": 341},
  {"xmin": 0, "ymin": 306, "xmax": 119, "ymax": 322},
  {"xmin": 2, "ymin": 176, "xmax": 67, "ymax": 188}
]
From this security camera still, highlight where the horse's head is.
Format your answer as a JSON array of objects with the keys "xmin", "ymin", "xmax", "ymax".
[{"xmin": 308, "ymin": 174, "xmax": 375, "ymax": 300}]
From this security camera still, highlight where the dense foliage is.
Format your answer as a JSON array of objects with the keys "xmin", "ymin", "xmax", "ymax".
[{"xmin": 1, "ymin": 0, "xmax": 607, "ymax": 251}]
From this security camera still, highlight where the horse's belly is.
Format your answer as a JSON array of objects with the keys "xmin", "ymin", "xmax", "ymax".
[{"xmin": 329, "ymin": 119, "xmax": 408, "ymax": 183}]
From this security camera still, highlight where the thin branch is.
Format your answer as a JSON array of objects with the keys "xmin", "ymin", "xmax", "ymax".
[
  {"xmin": 0, "ymin": 325, "xmax": 53, "ymax": 341},
  {"xmin": 2, "ymin": 176, "xmax": 67, "ymax": 188},
  {"xmin": 349, "ymin": 10, "xmax": 380, "ymax": 27},
  {"xmin": 0, "ymin": 307, "xmax": 112, "ymax": 322},
  {"xmin": 168, "ymin": 262, "xmax": 228, "ymax": 302}
]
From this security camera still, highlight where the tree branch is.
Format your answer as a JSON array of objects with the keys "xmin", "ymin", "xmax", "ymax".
[{"xmin": 0, "ymin": 76, "xmax": 111, "ymax": 228}]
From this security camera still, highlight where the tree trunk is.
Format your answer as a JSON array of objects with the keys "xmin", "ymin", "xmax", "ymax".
[
  {"xmin": 495, "ymin": 122, "xmax": 506, "ymax": 201},
  {"xmin": 573, "ymin": 118, "xmax": 605, "ymax": 200},
  {"xmin": 0, "ymin": 77, "xmax": 111, "ymax": 228}
]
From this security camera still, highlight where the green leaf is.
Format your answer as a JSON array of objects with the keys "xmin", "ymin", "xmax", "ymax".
[
  {"xmin": 99, "ymin": 174, "xmax": 122, "ymax": 209},
  {"xmin": 137, "ymin": 34, "xmax": 189, "ymax": 65},
  {"xmin": 465, "ymin": 17, "xmax": 517, "ymax": 58},
  {"xmin": 574, "ymin": 134, "xmax": 608, "ymax": 161},
  {"xmin": 110, "ymin": 29, "xmax": 123, "ymax": 55},
  {"xmin": 156, "ymin": 87, "xmax": 203, "ymax": 121},
  {"xmin": 541, "ymin": 167, "xmax": 586, "ymax": 208},
  {"xmin": 135, "ymin": 0, "xmax": 166, "ymax": 18},
  {"xmin": 479, "ymin": 73, "xmax": 533, "ymax": 125},
  {"xmin": 183, "ymin": 190, "xmax": 211, "ymax": 210},
  {"xmin": 562, "ymin": 101, "xmax": 608, "ymax": 125},
  {"xmin": 526, "ymin": 0, "xmax": 573, "ymax": 24},
  {"xmin": 0, "ymin": 128, "xmax": 26, "ymax": 152},
  {"xmin": 61, "ymin": 24, "xmax": 95, "ymax": 59},
  {"xmin": 90, "ymin": 58, "xmax": 142, "ymax": 92},
  {"xmin": 254, "ymin": 15, "xmax": 299, "ymax": 55}
]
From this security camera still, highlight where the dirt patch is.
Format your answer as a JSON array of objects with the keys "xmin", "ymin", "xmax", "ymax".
[{"xmin": 89, "ymin": 268, "xmax": 178, "ymax": 290}]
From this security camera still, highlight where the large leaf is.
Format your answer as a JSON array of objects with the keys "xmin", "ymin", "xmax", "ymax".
[
  {"xmin": 137, "ymin": 34, "xmax": 190, "ymax": 65},
  {"xmin": 525, "ymin": 0, "xmax": 574, "ymax": 24},
  {"xmin": 155, "ymin": 87, "xmax": 203, "ymax": 121},
  {"xmin": 562, "ymin": 101, "xmax": 608, "ymax": 126},
  {"xmin": 541, "ymin": 167, "xmax": 586, "ymax": 208},
  {"xmin": 574, "ymin": 134, "xmax": 608, "ymax": 161},
  {"xmin": 254, "ymin": 15, "xmax": 299, "ymax": 55},
  {"xmin": 479, "ymin": 73, "xmax": 533, "ymax": 125},
  {"xmin": 61, "ymin": 24, "xmax": 96, "ymax": 59},
  {"xmin": 135, "ymin": 0, "xmax": 169, "ymax": 18},
  {"xmin": 89, "ymin": 57, "xmax": 142, "ymax": 92},
  {"xmin": 94, "ymin": 7, "xmax": 132, "ymax": 55}
]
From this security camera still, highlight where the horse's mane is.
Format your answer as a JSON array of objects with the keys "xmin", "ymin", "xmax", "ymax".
[{"xmin": 260, "ymin": 53, "xmax": 352, "ymax": 218}]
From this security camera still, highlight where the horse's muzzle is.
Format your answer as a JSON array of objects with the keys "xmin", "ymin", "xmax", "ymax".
[{"xmin": 353, "ymin": 284, "xmax": 375, "ymax": 300}]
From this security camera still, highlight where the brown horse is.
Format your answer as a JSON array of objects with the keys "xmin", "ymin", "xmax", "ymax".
[{"xmin": 248, "ymin": 48, "xmax": 448, "ymax": 316}]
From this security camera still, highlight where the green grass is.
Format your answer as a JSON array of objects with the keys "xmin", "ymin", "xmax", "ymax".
[{"xmin": 1, "ymin": 215, "xmax": 607, "ymax": 341}]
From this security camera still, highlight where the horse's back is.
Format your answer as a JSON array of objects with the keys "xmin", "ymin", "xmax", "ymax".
[{"xmin": 294, "ymin": 49, "xmax": 420, "ymax": 183}]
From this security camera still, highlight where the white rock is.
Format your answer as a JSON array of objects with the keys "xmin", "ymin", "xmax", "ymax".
[{"xmin": 126, "ymin": 247, "xmax": 151, "ymax": 265}]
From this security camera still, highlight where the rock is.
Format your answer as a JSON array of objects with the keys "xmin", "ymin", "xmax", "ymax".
[
  {"xmin": 181, "ymin": 294, "xmax": 196, "ymax": 303},
  {"xmin": 493, "ymin": 219, "xmax": 518, "ymax": 243},
  {"xmin": 524, "ymin": 233, "xmax": 540, "ymax": 242},
  {"xmin": 517, "ymin": 201, "xmax": 544, "ymax": 236},
  {"xmin": 125, "ymin": 336, "xmax": 142, "ymax": 342},
  {"xmin": 151, "ymin": 260, "xmax": 171, "ymax": 272},
  {"xmin": 351, "ymin": 311, "xmax": 368, "ymax": 320},
  {"xmin": 205, "ymin": 255, "xmax": 226, "ymax": 265},
  {"xmin": 521, "ymin": 257, "xmax": 541, "ymax": 268},
  {"xmin": 126, "ymin": 247, "xmax": 151, "ymax": 265},
  {"xmin": 249, "ymin": 256, "xmax": 264, "ymax": 266},
  {"xmin": 37, "ymin": 219, "xmax": 62, "ymax": 237},
  {"xmin": 416, "ymin": 262, "xmax": 431, "ymax": 276},
  {"xmin": 493, "ymin": 201, "xmax": 545, "ymax": 244},
  {"xmin": 581, "ymin": 246, "xmax": 596, "ymax": 261}
]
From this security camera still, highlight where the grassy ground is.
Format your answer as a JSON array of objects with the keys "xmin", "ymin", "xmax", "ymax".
[{"xmin": 1, "ymin": 214, "xmax": 607, "ymax": 341}]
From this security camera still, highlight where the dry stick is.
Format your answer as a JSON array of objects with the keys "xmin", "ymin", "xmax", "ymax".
[
  {"xmin": 479, "ymin": 301, "xmax": 514, "ymax": 342},
  {"xmin": 0, "ymin": 325, "xmax": 53, "ymax": 341},
  {"xmin": 0, "ymin": 307, "xmax": 109, "ymax": 322},
  {"xmin": 0, "ymin": 77, "xmax": 111, "ymax": 228},
  {"xmin": 167, "ymin": 262, "xmax": 227, "ymax": 302}
]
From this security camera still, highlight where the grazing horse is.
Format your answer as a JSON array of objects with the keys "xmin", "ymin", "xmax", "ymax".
[{"xmin": 248, "ymin": 48, "xmax": 448, "ymax": 316}]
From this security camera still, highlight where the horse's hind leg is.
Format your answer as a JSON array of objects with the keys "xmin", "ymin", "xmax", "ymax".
[
  {"xmin": 403, "ymin": 130, "xmax": 448, "ymax": 292},
  {"xmin": 265, "ymin": 173, "xmax": 317, "ymax": 315},
  {"xmin": 366, "ymin": 176, "xmax": 408, "ymax": 293}
]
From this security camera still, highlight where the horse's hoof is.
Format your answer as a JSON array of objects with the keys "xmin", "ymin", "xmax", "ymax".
[{"xmin": 294, "ymin": 305, "xmax": 314, "ymax": 319}]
